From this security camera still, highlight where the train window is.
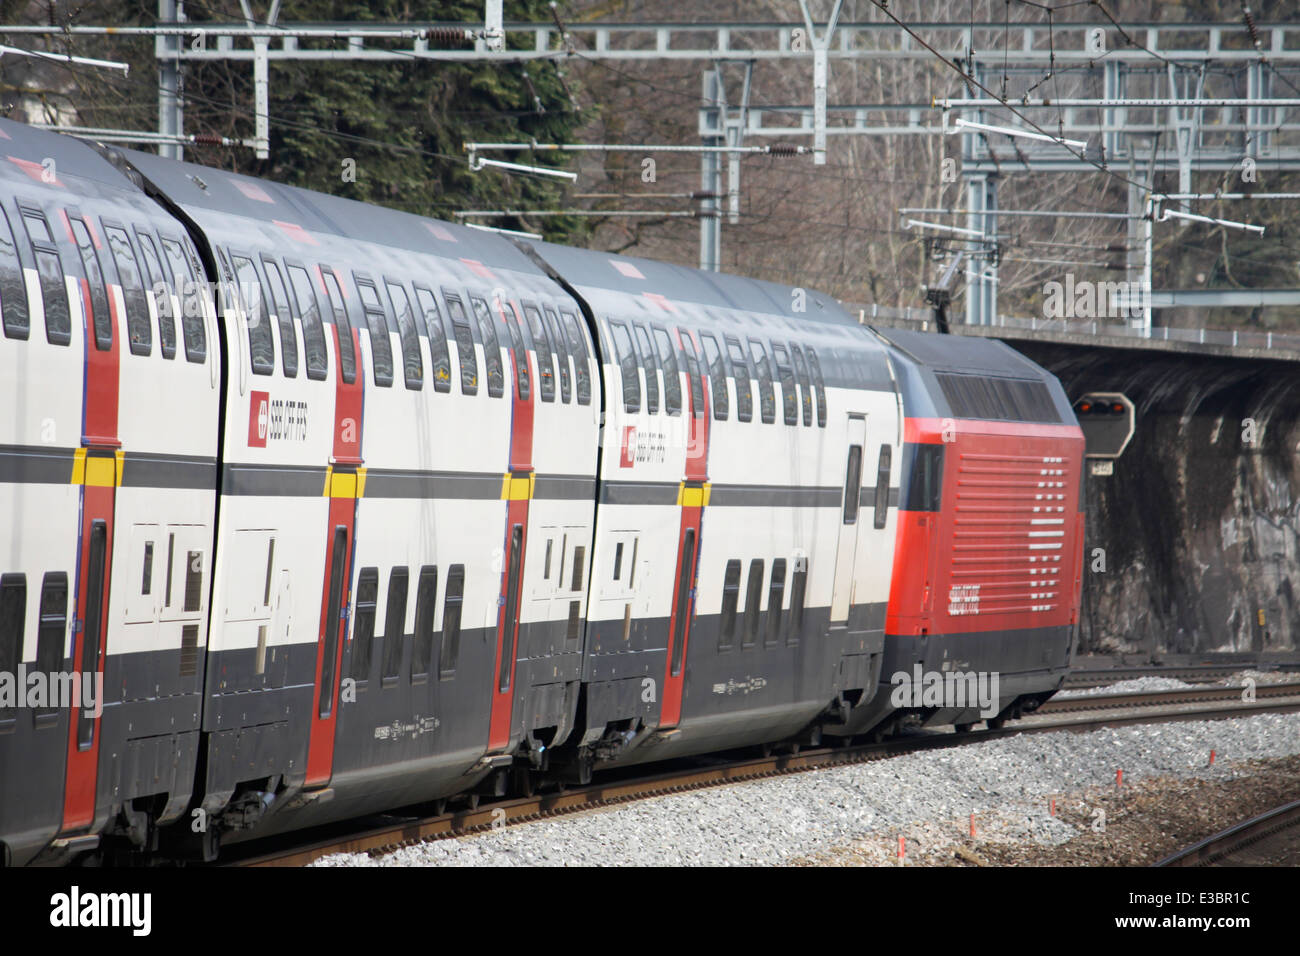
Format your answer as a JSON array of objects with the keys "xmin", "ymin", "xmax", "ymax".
[
  {"xmin": 678, "ymin": 330, "xmax": 705, "ymax": 419},
  {"xmin": 608, "ymin": 319, "xmax": 640, "ymax": 414},
  {"xmin": 790, "ymin": 344, "xmax": 813, "ymax": 426},
  {"xmin": 411, "ymin": 565, "xmax": 438, "ymax": 682},
  {"xmin": 320, "ymin": 269, "xmax": 357, "ymax": 384},
  {"xmin": 842, "ymin": 444, "xmax": 863, "ymax": 525},
  {"xmin": 523, "ymin": 304, "xmax": 555, "ymax": 402},
  {"xmin": 413, "ymin": 285, "xmax": 452, "ymax": 392},
  {"xmin": 725, "ymin": 336, "xmax": 753, "ymax": 423},
  {"xmin": 874, "ymin": 445, "xmax": 892, "ymax": 529},
  {"xmin": 632, "ymin": 322, "xmax": 660, "ymax": 414},
  {"xmin": 904, "ymin": 444, "xmax": 945, "ymax": 513},
  {"xmin": 285, "ymin": 264, "xmax": 327, "ymax": 379},
  {"xmin": 0, "ymin": 205, "xmax": 28, "ymax": 339},
  {"xmin": 160, "ymin": 237, "xmax": 206, "ymax": 363},
  {"xmin": 571, "ymin": 546, "xmax": 585, "ymax": 591},
  {"xmin": 21, "ymin": 208, "xmax": 70, "ymax": 346},
  {"xmin": 771, "ymin": 343, "xmax": 798, "ymax": 425},
  {"xmin": 386, "ymin": 281, "xmax": 424, "ymax": 390},
  {"xmin": 766, "ymin": 558, "xmax": 786, "ymax": 646},
  {"xmin": 68, "ymin": 217, "xmax": 112, "ymax": 351},
  {"xmin": 742, "ymin": 559, "xmax": 764, "ymax": 649},
  {"xmin": 651, "ymin": 326, "xmax": 681, "ymax": 416},
  {"xmin": 698, "ymin": 332, "xmax": 728, "ymax": 420},
  {"xmin": 748, "ymin": 338, "xmax": 776, "ymax": 424},
  {"xmin": 260, "ymin": 258, "xmax": 298, "ymax": 377},
  {"xmin": 134, "ymin": 231, "xmax": 175, "ymax": 359},
  {"xmin": 79, "ymin": 521, "xmax": 107, "ymax": 748},
  {"xmin": 141, "ymin": 540, "xmax": 154, "ymax": 594},
  {"xmin": 184, "ymin": 550, "xmax": 203, "ymax": 613},
  {"xmin": 500, "ymin": 301, "xmax": 530, "ymax": 400},
  {"xmin": 543, "ymin": 308, "xmax": 572, "ymax": 403},
  {"xmin": 440, "ymin": 565, "xmax": 464, "ymax": 678},
  {"xmin": 719, "ymin": 559, "xmax": 741, "ymax": 651},
  {"xmin": 165, "ymin": 533, "xmax": 174, "ymax": 607},
  {"xmin": 613, "ymin": 542, "xmax": 624, "ymax": 581},
  {"xmin": 500, "ymin": 525, "xmax": 524, "ymax": 692},
  {"xmin": 104, "ymin": 225, "xmax": 151, "ymax": 357},
  {"xmin": 231, "ymin": 254, "xmax": 274, "ymax": 375},
  {"xmin": 320, "ymin": 527, "xmax": 347, "ymax": 717},
  {"xmin": 670, "ymin": 529, "xmax": 695, "ymax": 677},
  {"xmin": 444, "ymin": 294, "xmax": 478, "ymax": 395},
  {"xmin": 263, "ymin": 539, "xmax": 275, "ymax": 606},
  {"xmin": 789, "ymin": 561, "xmax": 807, "ymax": 645},
  {"xmin": 0, "ymin": 573, "xmax": 25, "ymax": 723},
  {"xmin": 807, "ymin": 347, "xmax": 828, "ymax": 427},
  {"xmin": 560, "ymin": 310, "xmax": 592, "ymax": 405},
  {"xmin": 35, "ymin": 572, "xmax": 67, "ymax": 716},
  {"xmin": 355, "ymin": 276, "xmax": 394, "ymax": 387},
  {"xmin": 469, "ymin": 296, "xmax": 504, "ymax": 397},
  {"xmin": 382, "ymin": 567, "xmax": 409, "ymax": 686},
  {"xmin": 350, "ymin": 567, "xmax": 378, "ymax": 682}
]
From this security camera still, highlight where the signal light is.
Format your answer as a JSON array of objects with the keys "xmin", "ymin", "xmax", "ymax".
[
  {"xmin": 1111, "ymin": 403, "xmax": 1124, "ymax": 413},
  {"xmin": 1078, "ymin": 402, "xmax": 1092, "ymax": 413}
]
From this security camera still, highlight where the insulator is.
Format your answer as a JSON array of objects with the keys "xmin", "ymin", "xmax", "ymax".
[
  {"xmin": 767, "ymin": 144, "xmax": 800, "ymax": 157},
  {"xmin": 1243, "ymin": 7, "xmax": 1262, "ymax": 47},
  {"xmin": 427, "ymin": 27, "xmax": 472, "ymax": 48},
  {"xmin": 192, "ymin": 134, "xmax": 224, "ymax": 146}
]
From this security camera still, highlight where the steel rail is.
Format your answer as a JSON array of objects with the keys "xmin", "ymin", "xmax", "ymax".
[{"xmin": 228, "ymin": 695, "xmax": 1300, "ymax": 868}]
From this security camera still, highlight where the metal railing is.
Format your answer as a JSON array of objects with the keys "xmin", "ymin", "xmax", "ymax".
[{"xmin": 844, "ymin": 303, "xmax": 1300, "ymax": 354}]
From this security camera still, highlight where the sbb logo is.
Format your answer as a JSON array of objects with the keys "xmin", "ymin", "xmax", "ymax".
[
  {"xmin": 248, "ymin": 390, "xmax": 269, "ymax": 448},
  {"xmin": 620, "ymin": 427, "xmax": 636, "ymax": 468}
]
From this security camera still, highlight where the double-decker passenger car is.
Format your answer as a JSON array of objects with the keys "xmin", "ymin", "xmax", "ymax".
[{"xmin": 0, "ymin": 119, "xmax": 1084, "ymax": 865}]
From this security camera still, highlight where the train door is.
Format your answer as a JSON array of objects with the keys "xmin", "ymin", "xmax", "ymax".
[
  {"xmin": 660, "ymin": 524, "xmax": 698, "ymax": 728},
  {"xmin": 830, "ymin": 415, "xmax": 867, "ymax": 625},
  {"xmin": 489, "ymin": 519, "xmax": 527, "ymax": 752},
  {"xmin": 61, "ymin": 450, "xmax": 117, "ymax": 833},
  {"xmin": 557, "ymin": 529, "xmax": 587, "ymax": 654},
  {"xmin": 305, "ymin": 517, "xmax": 354, "ymax": 788}
]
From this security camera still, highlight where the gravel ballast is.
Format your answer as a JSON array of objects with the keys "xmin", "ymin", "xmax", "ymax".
[{"xmin": 312, "ymin": 708, "xmax": 1300, "ymax": 868}]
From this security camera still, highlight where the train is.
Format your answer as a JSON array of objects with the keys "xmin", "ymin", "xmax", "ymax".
[{"xmin": 0, "ymin": 118, "xmax": 1085, "ymax": 865}]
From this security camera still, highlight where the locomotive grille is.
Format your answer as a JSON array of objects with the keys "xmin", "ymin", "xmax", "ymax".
[{"xmin": 947, "ymin": 451, "xmax": 1068, "ymax": 618}]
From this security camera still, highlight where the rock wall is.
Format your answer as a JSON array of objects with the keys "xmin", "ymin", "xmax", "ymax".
[{"xmin": 1009, "ymin": 340, "xmax": 1300, "ymax": 655}]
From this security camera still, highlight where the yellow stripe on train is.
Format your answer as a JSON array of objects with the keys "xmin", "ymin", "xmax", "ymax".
[
  {"xmin": 677, "ymin": 481, "xmax": 711, "ymax": 508},
  {"xmin": 501, "ymin": 472, "xmax": 535, "ymax": 501},
  {"xmin": 322, "ymin": 466, "xmax": 367, "ymax": 499},
  {"xmin": 70, "ymin": 448, "xmax": 124, "ymax": 487}
]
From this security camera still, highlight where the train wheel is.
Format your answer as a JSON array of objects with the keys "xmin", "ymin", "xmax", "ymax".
[
  {"xmin": 986, "ymin": 717, "xmax": 1006, "ymax": 730},
  {"xmin": 954, "ymin": 722, "xmax": 974, "ymax": 734}
]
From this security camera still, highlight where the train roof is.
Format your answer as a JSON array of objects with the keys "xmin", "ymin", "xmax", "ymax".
[
  {"xmin": 870, "ymin": 326, "xmax": 1074, "ymax": 424},
  {"xmin": 0, "ymin": 119, "xmax": 149, "ymax": 196},
  {"xmin": 524, "ymin": 239, "xmax": 853, "ymax": 326},
  {"xmin": 870, "ymin": 325, "xmax": 1051, "ymax": 380},
  {"xmin": 116, "ymin": 146, "xmax": 549, "ymax": 279}
]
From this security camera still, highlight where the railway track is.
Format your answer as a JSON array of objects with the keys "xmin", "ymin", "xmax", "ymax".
[
  {"xmin": 227, "ymin": 687, "xmax": 1300, "ymax": 868},
  {"xmin": 1063, "ymin": 665, "xmax": 1297, "ymax": 689},
  {"xmin": 1041, "ymin": 681, "xmax": 1300, "ymax": 714},
  {"xmin": 1156, "ymin": 799, "xmax": 1300, "ymax": 866}
]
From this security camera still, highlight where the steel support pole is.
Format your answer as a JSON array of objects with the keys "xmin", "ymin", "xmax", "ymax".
[
  {"xmin": 699, "ymin": 69, "xmax": 723, "ymax": 271},
  {"xmin": 253, "ymin": 38, "xmax": 269, "ymax": 159},
  {"xmin": 156, "ymin": 0, "xmax": 183, "ymax": 160}
]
